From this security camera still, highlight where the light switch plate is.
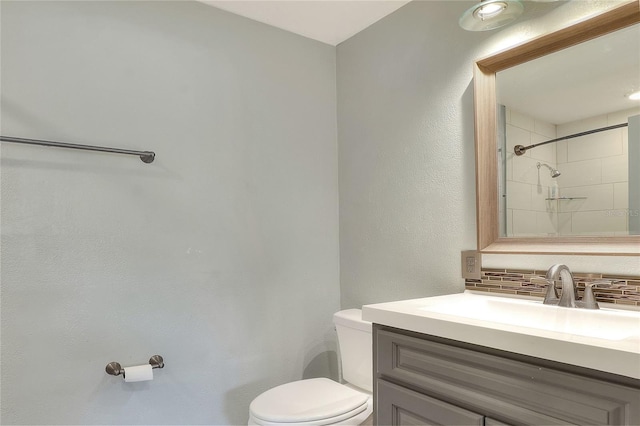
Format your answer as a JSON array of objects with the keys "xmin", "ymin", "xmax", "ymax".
[{"xmin": 461, "ymin": 250, "xmax": 481, "ymax": 280}]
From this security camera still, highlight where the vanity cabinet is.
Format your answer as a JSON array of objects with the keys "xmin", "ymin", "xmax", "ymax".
[{"xmin": 373, "ymin": 325, "xmax": 640, "ymax": 425}]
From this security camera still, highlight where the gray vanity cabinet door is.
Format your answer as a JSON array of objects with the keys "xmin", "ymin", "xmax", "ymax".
[
  {"xmin": 484, "ymin": 418, "xmax": 512, "ymax": 426},
  {"xmin": 374, "ymin": 325, "xmax": 640, "ymax": 425},
  {"xmin": 377, "ymin": 379, "xmax": 484, "ymax": 426}
]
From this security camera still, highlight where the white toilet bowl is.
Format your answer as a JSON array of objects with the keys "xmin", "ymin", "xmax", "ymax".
[
  {"xmin": 248, "ymin": 309, "xmax": 373, "ymax": 426},
  {"xmin": 248, "ymin": 378, "xmax": 372, "ymax": 425}
]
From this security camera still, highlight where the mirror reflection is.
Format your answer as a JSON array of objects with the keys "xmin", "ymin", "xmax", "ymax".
[{"xmin": 497, "ymin": 23, "xmax": 640, "ymax": 238}]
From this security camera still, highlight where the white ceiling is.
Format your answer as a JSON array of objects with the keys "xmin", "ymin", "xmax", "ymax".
[
  {"xmin": 199, "ymin": 0, "xmax": 411, "ymax": 45},
  {"xmin": 198, "ymin": 1, "xmax": 640, "ymax": 124}
]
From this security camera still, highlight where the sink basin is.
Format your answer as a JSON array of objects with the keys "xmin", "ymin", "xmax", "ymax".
[
  {"xmin": 362, "ymin": 291, "xmax": 640, "ymax": 379},
  {"xmin": 420, "ymin": 296, "xmax": 640, "ymax": 341}
]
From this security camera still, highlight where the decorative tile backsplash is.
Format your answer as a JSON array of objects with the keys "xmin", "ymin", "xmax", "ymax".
[{"xmin": 465, "ymin": 268, "xmax": 640, "ymax": 307}]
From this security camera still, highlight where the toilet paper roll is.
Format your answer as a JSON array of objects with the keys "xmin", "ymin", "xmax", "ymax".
[{"xmin": 124, "ymin": 364, "xmax": 153, "ymax": 383}]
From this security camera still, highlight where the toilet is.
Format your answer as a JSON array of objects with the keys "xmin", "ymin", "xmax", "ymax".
[{"xmin": 248, "ymin": 309, "xmax": 373, "ymax": 426}]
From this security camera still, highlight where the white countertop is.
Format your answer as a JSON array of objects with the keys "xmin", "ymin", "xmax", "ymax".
[{"xmin": 362, "ymin": 291, "xmax": 640, "ymax": 380}]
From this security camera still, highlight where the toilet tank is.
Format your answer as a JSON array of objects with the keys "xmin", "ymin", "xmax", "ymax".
[{"xmin": 333, "ymin": 309, "xmax": 372, "ymax": 392}]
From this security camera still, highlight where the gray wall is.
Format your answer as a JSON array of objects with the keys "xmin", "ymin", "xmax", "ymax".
[
  {"xmin": 337, "ymin": 1, "xmax": 484, "ymax": 307},
  {"xmin": 0, "ymin": 1, "xmax": 339, "ymax": 424}
]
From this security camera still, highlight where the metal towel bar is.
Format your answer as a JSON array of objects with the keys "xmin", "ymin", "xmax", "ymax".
[{"xmin": 0, "ymin": 135, "xmax": 155, "ymax": 163}]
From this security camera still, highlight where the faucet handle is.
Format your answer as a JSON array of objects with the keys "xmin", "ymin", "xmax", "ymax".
[
  {"xmin": 531, "ymin": 276, "xmax": 561, "ymax": 287},
  {"xmin": 585, "ymin": 279, "xmax": 612, "ymax": 289},
  {"xmin": 531, "ymin": 277, "xmax": 551, "ymax": 285},
  {"xmin": 530, "ymin": 277, "xmax": 560, "ymax": 304},
  {"xmin": 582, "ymin": 280, "xmax": 612, "ymax": 309}
]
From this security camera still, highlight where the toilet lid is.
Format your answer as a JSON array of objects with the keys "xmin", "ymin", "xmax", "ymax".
[{"xmin": 249, "ymin": 378, "xmax": 369, "ymax": 423}]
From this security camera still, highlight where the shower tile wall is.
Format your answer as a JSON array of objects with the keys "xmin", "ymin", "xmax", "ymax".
[
  {"xmin": 555, "ymin": 108, "xmax": 638, "ymax": 235},
  {"xmin": 505, "ymin": 107, "xmax": 639, "ymax": 236},
  {"xmin": 505, "ymin": 108, "xmax": 558, "ymax": 236}
]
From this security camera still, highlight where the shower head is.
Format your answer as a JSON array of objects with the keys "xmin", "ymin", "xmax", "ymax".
[{"xmin": 537, "ymin": 162, "xmax": 561, "ymax": 178}]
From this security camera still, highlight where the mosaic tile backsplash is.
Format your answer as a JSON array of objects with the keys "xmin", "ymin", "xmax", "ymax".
[{"xmin": 465, "ymin": 268, "xmax": 640, "ymax": 307}]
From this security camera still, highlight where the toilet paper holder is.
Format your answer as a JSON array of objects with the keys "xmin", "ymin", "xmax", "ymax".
[{"xmin": 105, "ymin": 355, "xmax": 164, "ymax": 377}]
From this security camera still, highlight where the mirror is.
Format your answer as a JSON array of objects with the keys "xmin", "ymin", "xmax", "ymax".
[
  {"xmin": 474, "ymin": 2, "xmax": 640, "ymax": 255},
  {"xmin": 497, "ymin": 24, "xmax": 640, "ymax": 238}
]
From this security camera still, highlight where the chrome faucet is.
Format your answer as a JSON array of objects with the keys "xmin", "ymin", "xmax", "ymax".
[
  {"xmin": 542, "ymin": 264, "xmax": 611, "ymax": 309},
  {"xmin": 544, "ymin": 264, "xmax": 577, "ymax": 308}
]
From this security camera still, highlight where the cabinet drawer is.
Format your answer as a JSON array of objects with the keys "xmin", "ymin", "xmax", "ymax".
[
  {"xmin": 377, "ymin": 379, "xmax": 484, "ymax": 426},
  {"xmin": 375, "ymin": 326, "xmax": 640, "ymax": 425}
]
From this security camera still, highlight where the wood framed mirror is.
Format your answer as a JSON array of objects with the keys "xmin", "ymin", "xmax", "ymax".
[{"xmin": 474, "ymin": 1, "xmax": 640, "ymax": 255}]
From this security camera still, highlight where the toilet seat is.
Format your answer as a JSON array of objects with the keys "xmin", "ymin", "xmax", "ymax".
[{"xmin": 249, "ymin": 378, "xmax": 371, "ymax": 425}]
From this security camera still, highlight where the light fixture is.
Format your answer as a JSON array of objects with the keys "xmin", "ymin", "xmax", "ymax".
[
  {"xmin": 459, "ymin": 0, "xmax": 524, "ymax": 32},
  {"xmin": 629, "ymin": 90, "xmax": 640, "ymax": 101}
]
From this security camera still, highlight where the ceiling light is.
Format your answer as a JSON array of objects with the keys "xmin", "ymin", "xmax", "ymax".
[
  {"xmin": 459, "ymin": 0, "xmax": 524, "ymax": 32},
  {"xmin": 476, "ymin": 2, "xmax": 506, "ymax": 19},
  {"xmin": 629, "ymin": 91, "xmax": 640, "ymax": 101}
]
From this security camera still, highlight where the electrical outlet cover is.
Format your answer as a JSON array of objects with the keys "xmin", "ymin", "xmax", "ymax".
[{"xmin": 461, "ymin": 250, "xmax": 481, "ymax": 280}]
